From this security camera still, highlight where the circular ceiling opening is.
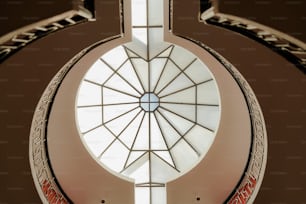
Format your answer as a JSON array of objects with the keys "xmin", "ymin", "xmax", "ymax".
[{"xmin": 76, "ymin": 43, "xmax": 221, "ymax": 187}]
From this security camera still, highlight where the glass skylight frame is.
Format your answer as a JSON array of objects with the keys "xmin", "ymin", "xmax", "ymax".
[{"xmin": 76, "ymin": 0, "xmax": 221, "ymax": 203}]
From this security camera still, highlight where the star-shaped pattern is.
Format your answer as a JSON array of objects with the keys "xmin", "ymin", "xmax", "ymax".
[{"xmin": 76, "ymin": 44, "xmax": 220, "ymax": 184}]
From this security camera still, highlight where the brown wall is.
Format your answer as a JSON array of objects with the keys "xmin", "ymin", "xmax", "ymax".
[{"xmin": 1, "ymin": 0, "xmax": 305, "ymax": 203}]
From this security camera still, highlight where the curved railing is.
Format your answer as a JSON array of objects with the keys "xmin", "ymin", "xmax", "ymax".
[
  {"xmin": 0, "ymin": 0, "xmax": 95, "ymax": 62},
  {"xmin": 200, "ymin": 0, "xmax": 306, "ymax": 74}
]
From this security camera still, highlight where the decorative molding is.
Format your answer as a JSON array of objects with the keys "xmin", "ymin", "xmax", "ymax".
[
  {"xmin": 200, "ymin": 1, "xmax": 306, "ymax": 74},
  {"xmin": 179, "ymin": 36, "xmax": 267, "ymax": 204},
  {"xmin": 28, "ymin": 34, "xmax": 121, "ymax": 204},
  {"xmin": 0, "ymin": 0, "xmax": 95, "ymax": 62}
]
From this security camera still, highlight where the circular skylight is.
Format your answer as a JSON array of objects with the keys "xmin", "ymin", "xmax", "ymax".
[{"xmin": 76, "ymin": 44, "xmax": 221, "ymax": 186}]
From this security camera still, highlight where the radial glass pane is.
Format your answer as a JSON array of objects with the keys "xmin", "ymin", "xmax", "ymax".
[
  {"xmin": 132, "ymin": 58, "xmax": 149, "ymax": 92},
  {"xmin": 154, "ymin": 111, "xmax": 182, "ymax": 147},
  {"xmin": 184, "ymin": 59, "xmax": 212, "ymax": 83},
  {"xmin": 77, "ymin": 81, "xmax": 101, "ymax": 106},
  {"xmin": 184, "ymin": 125, "xmax": 214, "ymax": 155},
  {"xmin": 104, "ymin": 103, "xmax": 139, "ymax": 123},
  {"xmin": 150, "ymin": 113, "xmax": 168, "ymax": 150},
  {"xmin": 170, "ymin": 46, "xmax": 196, "ymax": 68},
  {"xmin": 102, "ymin": 87, "xmax": 139, "ymax": 104},
  {"xmin": 197, "ymin": 81, "xmax": 220, "ymax": 105},
  {"xmin": 158, "ymin": 73, "xmax": 194, "ymax": 97},
  {"xmin": 150, "ymin": 58, "xmax": 167, "ymax": 91},
  {"xmin": 85, "ymin": 60, "xmax": 113, "ymax": 85},
  {"xmin": 104, "ymin": 74, "xmax": 141, "ymax": 97},
  {"xmin": 105, "ymin": 107, "xmax": 142, "ymax": 135},
  {"xmin": 160, "ymin": 86, "xmax": 196, "ymax": 104},
  {"xmin": 102, "ymin": 46, "xmax": 127, "ymax": 69},
  {"xmin": 197, "ymin": 106, "xmax": 220, "ymax": 131},
  {"xmin": 171, "ymin": 139, "xmax": 199, "ymax": 172},
  {"xmin": 83, "ymin": 126, "xmax": 115, "ymax": 157},
  {"xmin": 160, "ymin": 103, "xmax": 196, "ymax": 121},
  {"xmin": 150, "ymin": 152, "xmax": 178, "ymax": 182},
  {"xmin": 118, "ymin": 60, "xmax": 144, "ymax": 93},
  {"xmin": 119, "ymin": 112, "xmax": 145, "ymax": 149},
  {"xmin": 100, "ymin": 140, "xmax": 129, "ymax": 172},
  {"xmin": 77, "ymin": 107, "xmax": 102, "ymax": 133},
  {"xmin": 133, "ymin": 113, "xmax": 149, "ymax": 149},
  {"xmin": 158, "ymin": 108, "xmax": 194, "ymax": 135},
  {"xmin": 154, "ymin": 60, "xmax": 180, "ymax": 93}
]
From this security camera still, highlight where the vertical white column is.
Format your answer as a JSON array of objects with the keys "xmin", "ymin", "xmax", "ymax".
[
  {"xmin": 129, "ymin": 0, "xmax": 169, "ymax": 60},
  {"xmin": 130, "ymin": 1, "xmax": 168, "ymax": 204}
]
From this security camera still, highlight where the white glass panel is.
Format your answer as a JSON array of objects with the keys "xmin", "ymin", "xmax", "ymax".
[
  {"xmin": 104, "ymin": 73, "xmax": 140, "ymax": 97},
  {"xmin": 126, "ymin": 158, "xmax": 150, "ymax": 183},
  {"xmin": 104, "ymin": 103, "xmax": 139, "ymax": 123},
  {"xmin": 148, "ymin": 28, "xmax": 169, "ymax": 59},
  {"xmin": 102, "ymin": 46, "xmax": 127, "ymax": 69},
  {"xmin": 158, "ymin": 73, "xmax": 194, "ymax": 97},
  {"xmin": 105, "ymin": 108, "xmax": 142, "ymax": 135},
  {"xmin": 85, "ymin": 60, "xmax": 113, "ymax": 84},
  {"xmin": 134, "ymin": 113, "xmax": 149, "ymax": 149},
  {"xmin": 158, "ymin": 108, "xmax": 194, "ymax": 135},
  {"xmin": 157, "ymin": 46, "xmax": 173, "ymax": 57},
  {"xmin": 160, "ymin": 86, "xmax": 196, "ymax": 104},
  {"xmin": 83, "ymin": 126, "xmax": 115, "ymax": 157},
  {"xmin": 154, "ymin": 111, "xmax": 181, "ymax": 147},
  {"xmin": 150, "ymin": 58, "xmax": 167, "ymax": 92},
  {"xmin": 150, "ymin": 153, "xmax": 178, "ymax": 182},
  {"xmin": 150, "ymin": 113, "xmax": 167, "ymax": 150},
  {"xmin": 153, "ymin": 151, "xmax": 175, "ymax": 168},
  {"xmin": 148, "ymin": 28, "xmax": 163, "ymax": 45},
  {"xmin": 131, "ymin": 0, "xmax": 147, "ymax": 26},
  {"xmin": 160, "ymin": 103, "xmax": 196, "ymax": 121},
  {"xmin": 135, "ymin": 187, "xmax": 150, "ymax": 204},
  {"xmin": 148, "ymin": 0, "xmax": 163, "ymax": 26},
  {"xmin": 133, "ymin": 28, "xmax": 147, "ymax": 45},
  {"xmin": 125, "ymin": 41, "xmax": 147, "ymax": 60},
  {"xmin": 118, "ymin": 60, "xmax": 144, "ymax": 93},
  {"xmin": 119, "ymin": 112, "xmax": 145, "ymax": 149},
  {"xmin": 184, "ymin": 59, "xmax": 212, "ymax": 83},
  {"xmin": 77, "ymin": 107, "xmax": 102, "ymax": 133},
  {"xmin": 102, "ymin": 87, "xmax": 139, "ymax": 104},
  {"xmin": 154, "ymin": 60, "xmax": 180, "ymax": 93},
  {"xmin": 197, "ymin": 81, "xmax": 219, "ymax": 104},
  {"xmin": 171, "ymin": 139, "xmax": 199, "ymax": 172},
  {"xmin": 100, "ymin": 140, "xmax": 129, "ymax": 172},
  {"xmin": 185, "ymin": 125, "xmax": 214, "ymax": 155},
  {"xmin": 170, "ymin": 45, "xmax": 196, "ymax": 68},
  {"xmin": 132, "ymin": 58, "xmax": 149, "ymax": 92},
  {"xmin": 125, "ymin": 48, "xmax": 139, "ymax": 58},
  {"xmin": 126, "ymin": 151, "xmax": 147, "ymax": 168},
  {"xmin": 197, "ymin": 106, "xmax": 220, "ymax": 131},
  {"xmin": 151, "ymin": 187, "xmax": 167, "ymax": 204},
  {"xmin": 77, "ymin": 81, "xmax": 101, "ymax": 106}
]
